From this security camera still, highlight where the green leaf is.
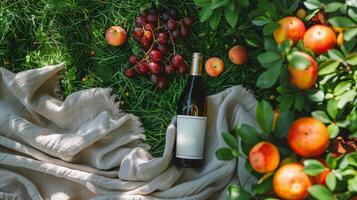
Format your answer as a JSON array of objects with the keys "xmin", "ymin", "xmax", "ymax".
[
  {"xmin": 193, "ymin": 0, "xmax": 211, "ymax": 7},
  {"xmin": 280, "ymin": 39, "xmax": 293, "ymax": 52},
  {"xmin": 252, "ymin": 175, "xmax": 273, "ymax": 195},
  {"xmin": 334, "ymin": 81, "xmax": 352, "ymax": 96},
  {"xmin": 337, "ymin": 89, "xmax": 357, "ymax": 108},
  {"xmin": 209, "ymin": 10, "xmax": 222, "ymax": 29},
  {"xmin": 348, "ymin": 152, "xmax": 357, "ymax": 167},
  {"xmin": 210, "ymin": 0, "xmax": 230, "ymax": 10},
  {"xmin": 304, "ymin": 159, "xmax": 326, "ymax": 176},
  {"xmin": 346, "ymin": 53, "xmax": 357, "ymax": 65},
  {"xmin": 287, "ymin": 51, "xmax": 311, "ymax": 70},
  {"xmin": 222, "ymin": 132, "xmax": 239, "ymax": 150},
  {"xmin": 311, "ymin": 111, "xmax": 331, "ymax": 123},
  {"xmin": 238, "ymin": 0, "xmax": 249, "ymax": 7},
  {"xmin": 327, "ymin": 99, "xmax": 338, "ymax": 119},
  {"xmin": 289, "ymin": 0, "xmax": 300, "ymax": 11},
  {"xmin": 258, "ymin": 0, "xmax": 276, "ymax": 18},
  {"xmin": 225, "ymin": 6, "xmax": 239, "ymax": 27},
  {"xmin": 348, "ymin": 175, "xmax": 357, "ymax": 192},
  {"xmin": 264, "ymin": 38, "xmax": 278, "ymax": 51},
  {"xmin": 318, "ymin": 60, "xmax": 340, "ymax": 76},
  {"xmin": 257, "ymin": 52, "xmax": 281, "ymax": 66},
  {"xmin": 327, "ymin": 123, "xmax": 339, "ymax": 139},
  {"xmin": 306, "ymin": 9, "xmax": 321, "ymax": 21},
  {"xmin": 279, "ymin": 95, "xmax": 294, "ymax": 111},
  {"xmin": 325, "ymin": 2, "xmax": 344, "ymax": 13},
  {"xmin": 326, "ymin": 153, "xmax": 337, "ymax": 169},
  {"xmin": 236, "ymin": 124, "xmax": 262, "ymax": 146},
  {"xmin": 275, "ymin": 110, "xmax": 294, "ymax": 137},
  {"xmin": 326, "ymin": 173, "xmax": 336, "ymax": 191},
  {"xmin": 199, "ymin": 6, "xmax": 213, "ymax": 22},
  {"xmin": 227, "ymin": 184, "xmax": 252, "ymax": 200},
  {"xmin": 347, "ymin": 0, "xmax": 357, "ymax": 8},
  {"xmin": 327, "ymin": 49, "xmax": 344, "ymax": 62},
  {"xmin": 304, "ymin": 0, "xmax": 321, "ymax": 10},
  {"xmin": 245, "ymin": 31, "xmax": 263, "ymax": 47},
  {"xmin": 307, "ymin": 89, "xmax": 325, "ymax": 102},
  {"xmin": 348, "ymin": 7, "xmax": 357, "ymax": 21},
  {"xmin": 252, "ymin": 16, "xmax": 272, "ymax": 26},
  {"xmin": 342, "ymin": 37, "xmax": 357, "ymax": 53},
  {"xmin": 263, "ymin": 22, "xmax": 279, "ymax": 35},
  {"xmin": 344, "ymin": 28, "xmax": 357, "ymax": 42},
  {"xmin": 257, "ymin": 62, "xmax": 282, "ymax": 88},
  {"xmin": 328, "ymin": 17, "xmax": 357, "ymax": 28},
  {"xmin": 256, "ymin": 100, "xmax": 274, "ymax": 134},
  {"xmin": 308, "ymin": 185, "xmax": 334, "ymax": 200},
  {"xmin": 294, "ymin": 94, "xmax": 304, "ymax": 112},
  {"xmin": 216, "ymin": 147, "xmax": 235, "ymax": 160}
]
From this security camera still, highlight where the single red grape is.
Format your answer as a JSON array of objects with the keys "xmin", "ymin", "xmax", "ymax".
[
  {"xmin": 183, "ymin": 16, "xmax": 194, "ymax": 26},
  {"xmin": 157, "ymin": 44, "xmax": 168, "ymax": 55},
  {"xmin": 138, "ymin": 62, "xmax": 149, "ymax": 73},
  {"xmin": 171, "ymin": 54, "xmax": 184, "ymax": 66},
  {"xmin": 128, "ymin": 55, "xmax": 138, "ymax": 64},
  {"xmin": 177, "ymin": 63, "xmax": 187, "ymax": 74},
  {"xmin": 149, "ymin": 50, "xmax": 163, "ymax": 62},
  {"xmin": 167, "ymin": 19, "xmax": 176, "ymax": 31},
  {"xmin": 148, "ymin": 62, "xmax": 161, "ymax": 74},
  {"xmin": 157, "ymin": 32, "xmax": 168, "ymax": 44},
  {"xmin": 133, "ymin": 27, "xmax": 144, "ymax": 38},
  {"xmin": 156, "ymin": 76, "xmax": 168, "ymax": 90},
  {"xmin": 125, "ymin": 68, "xmax": 136, "ymax": 78},
  {"xmin": 165, "ymin": 64, "xmax": 176, "ymax": 74},
  {"xmin": 147, "ymin": 14, "xmax": 159, "ymax": 23}
]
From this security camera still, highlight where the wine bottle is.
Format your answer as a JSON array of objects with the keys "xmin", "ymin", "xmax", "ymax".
[{"xmin": 175, "ymin": 52, "xmax": 207, "ymax": 168}]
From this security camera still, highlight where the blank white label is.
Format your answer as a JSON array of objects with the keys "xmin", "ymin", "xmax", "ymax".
[{"xmin": 176, "ymin": 115, "xmax": 207, "ymax": 159}]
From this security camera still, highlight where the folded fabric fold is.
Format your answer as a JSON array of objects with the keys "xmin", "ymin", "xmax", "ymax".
[{"xmin": 0, "ymin": 63, "xmax": 257, "ymax": 199}]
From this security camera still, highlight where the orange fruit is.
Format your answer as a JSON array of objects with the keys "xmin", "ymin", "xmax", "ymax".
[
  {"xmin": 303, "ymin": 25, "xmax": 337, "ymax": 54},
  {"xmin": 105, "ymin": 26, "xmax": 127, "ymax": 46},
  {"xmin": 205, "ymin": 57, "xmax": 224, "ymax": 77},
  {"xmin": 296, "ymin": 8, "xmax": 307, "ymax": 20},
  {"xmin": 288, "ymin": 52, "xmax": 318, "ymax": 90},
  {"xmin": 228, "ymin": 45, "xmax": 248, "ymax": 65},
  {"xmin": 288, "ymin": 117, "xmax": 329, "ymax": 157},
  {"xmin": 273, "ymin": 16, "xmax": 306, "ymax": 44},
  {"xmin": 249, "ymin": 141, "xmax": 280, "ymax": 173},
  {"xmin": 337, "ymin": 32, "xmax": 344, "ymax": 46},
  {"xmin": 273, "ymin": 163, "xmax": 312, "ymax": 200}
]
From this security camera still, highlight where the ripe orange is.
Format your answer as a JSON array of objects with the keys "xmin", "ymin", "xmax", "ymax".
[
  {"xmin": 273, "ymin": 163, "xmax": 312, "ymax": 200},
  {"xmin": 273, "ymin": 16, "xmax": 306, "ymax": 44},
  {"xmin": 205, "ymin": 57, "xmax": 224, "ymax": 77},
  {"xmin": 288, "ymin": 52, "xmax": 318, "ymax": 90},
  {"xmin": 303, "ymin": 25, "xmax": 336, "ymax": 54},
  {"xmin": 288, "ymin": 117, "xmax": 329, "ymax": 157},
  {"xmin": 296, "ymin": 8, "xmax": 307, "ymax": 20},
  {"xmin": 228, "ymin": 45, "xmax": 248, "ymax": 65},
  {"xmin": 337, "ymin": 32, "xmax": 344, "ymax": 46},
  {"xmin": 248, "ymin": 141, "xmax": 280, "ymax": 173},
  {"xmin": 105, "ymin": 26, "xmax": 127, "ymax": 46}
]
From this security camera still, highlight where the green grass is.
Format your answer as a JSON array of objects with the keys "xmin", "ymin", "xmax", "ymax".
[{"xmin": 0, "ymin": 0, "xmax": 267, "ymax": 156}]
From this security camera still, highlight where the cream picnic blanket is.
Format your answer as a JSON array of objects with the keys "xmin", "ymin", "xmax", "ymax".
[{"xmin": 0, "ymin": 63, "xmax": 257, "ymax": 200}]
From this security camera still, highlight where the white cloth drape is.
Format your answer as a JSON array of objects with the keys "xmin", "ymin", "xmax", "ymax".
[{"xmin": 0, "ymin": 63, "xmax": 257, "ymax": 200}]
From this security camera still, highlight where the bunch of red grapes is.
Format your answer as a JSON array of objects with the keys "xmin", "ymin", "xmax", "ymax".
[{"xmin": 124, "ymin": 8, "xmax": 194, "ymax": 90}]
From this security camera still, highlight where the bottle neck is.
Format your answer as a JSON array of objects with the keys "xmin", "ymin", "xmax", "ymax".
[{"xmin": 190, "ymin": 53, "xmax": 202, "ymax": 76}]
